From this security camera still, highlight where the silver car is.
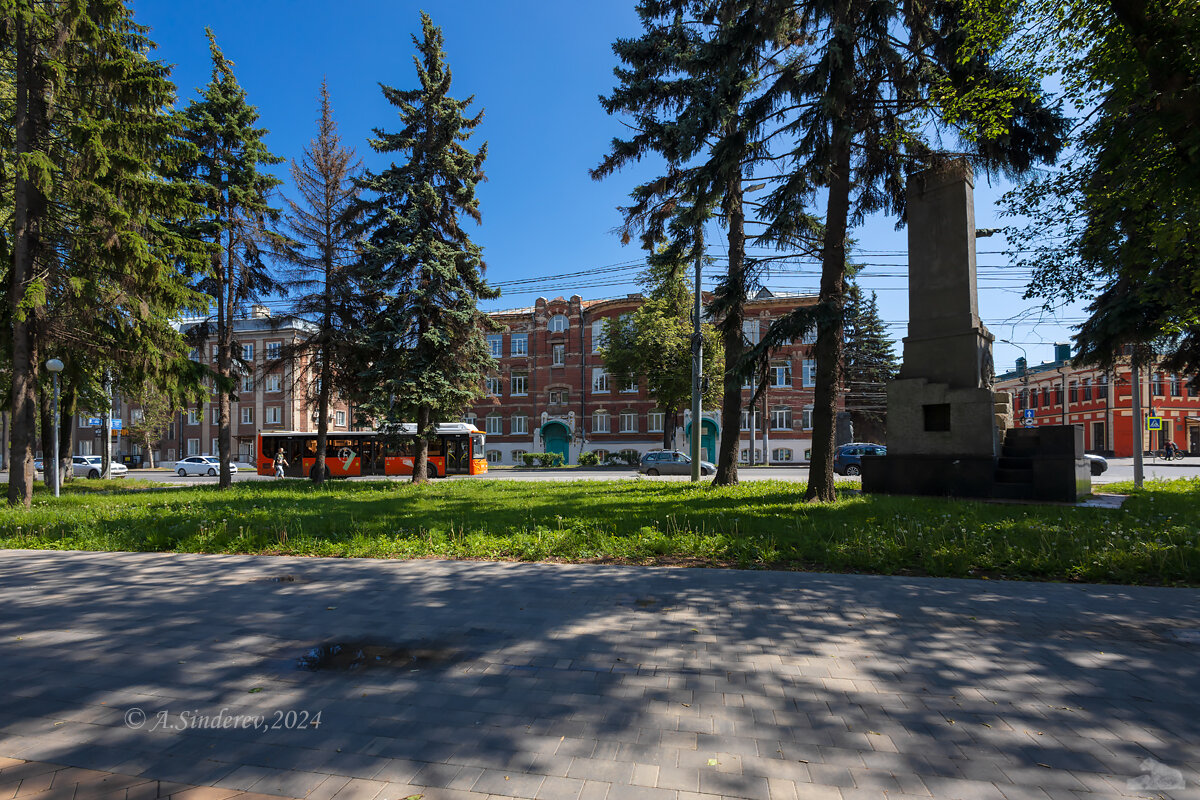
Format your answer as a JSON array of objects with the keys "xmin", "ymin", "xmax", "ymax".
[
  {"xmin": 174, "ymin": 455, "xmax": 238, "ymax": 477},
  {"xmin": 72, "ymin": 455, "xmax": 128, "ymax": 479},
  {"xmin": 639, "ymin": 450, "xmax": 715, "ymax": 476}
]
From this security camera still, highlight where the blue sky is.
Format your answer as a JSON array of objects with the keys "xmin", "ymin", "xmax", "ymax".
[{"xmin": 130, "ymin": 0, "xmax": 1083, "ymax": 374}]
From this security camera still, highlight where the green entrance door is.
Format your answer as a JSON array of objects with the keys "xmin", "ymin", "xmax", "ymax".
[
  {"xmin": 542, "ymin": 421, "xmax": 570, "ymax": 464},
  {"xmin": 686, "ymin": 419, "xmax": 719, "ymax": 463}
]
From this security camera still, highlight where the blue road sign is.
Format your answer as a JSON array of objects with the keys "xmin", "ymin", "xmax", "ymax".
[
  {"xmin": 1022, "ymin": 409, "xmax": 1035, "ymax": 420},
  {"xmin": 87, "ymin": 417, "xmax": 101, "ymax": 426},
  {"xmin": 112, "ymin": 419, "xmax": 122, "ymax": 431}
]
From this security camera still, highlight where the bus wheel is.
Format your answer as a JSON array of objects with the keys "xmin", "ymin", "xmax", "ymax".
[{"xmin": 427, "ymin": 464, "xmax": 439, "ymax": 479}]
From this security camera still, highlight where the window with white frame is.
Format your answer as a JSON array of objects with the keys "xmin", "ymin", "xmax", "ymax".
[
  {"xmin": 130, "ymin": 409, "xmax": 145, "ymax": 424},
  {"xmin": 511, "ymin": 334, "xmax": 528, "ymax": 356},
  {"xmin": 511, "ymin": 415, "xmax": 528, "ymax": 434},
  {"xmin": 591, "ymin": 319, "xmax": 607, "ymax": 352},
  {"xmin": 772, "ymin": 448, "xmax": 793, "ymax": 462},
  {"xmin": 265, "ymin": 373, "xmax": 282, "ymax": 393},
  {"xmin": 1170, "ymin": 374, "xmax": 1182, "ymax": 396},
  {"xmin": 487, "ymin": 334, "xmax": 504, "ymax": 358},
  {"xmin": 188, "ymin": 409, "xmax": 200, "ymax": 425},
  {"xmin": 265, "ymin": 406, "xmax": 281, "ymax": 425},
  {"xmin": 241, "ymin": 343, "xmax": 254, "ymax": 361},
  {"xmin": 548, "ymin": 389, "xmax": 569, "ymax": 405},
  {"xmin": 511, "ymin": 372, "xmax": 528, "ymax": 396},
  {"xmin": 771, "ymin": 406, "xmax": 792, "ymax": 429},
  {"xmin": 266, "ymin": 342, "xmax": 281, "ymax": 360},
  {"xmin": 549, "ymin": 314, "xmax": 569, "ymax": 333},
  {"xmin": 486, "ymin": 450, "xmax": 502, "ymax": 464},
  {"xmin": 620, "ymin": 410, "xmax": 637, "ymax": 433},
  {"xmin": 512, "ymin": 449, "xmax": 527, "ymax": 462},
  {"xmin": 464, "ymin": 412, "xmax": 477, "ymax": 427},
  {"xmin": 622, "ymin": 377, "xmax": 638, "ymax": 393},
  {"xmin": 742, "ymin": 319, "xmax": 760, "ymax": 344},
  {"xmin": 335, "ymin": 410, "xmax": 346, "ymax": 426},
  {"xmin": 485, "ymin": 377, "xmax": 502, "ymax": 396},
  {"xmin": 648, "ymin": 411, "xmax": 664, "ymax": 433},
  {"xmin": 241, "ymin": 373, "xmax": 255, "ymax": 393},
  {"xmin": 740, "ymin": 409, "xmax": 763, "ymax": 430},
  {"xmin": 593, "ymin": 449, "xmax": 609, "ymax": 462},
  {"xmin": 187, "ymin": 439, "xmax": 199, "ymax": 456},
  {"xmin": 241, "ymin": 407, "xmax": 254, "ymax": 425},
  {"xmin": 211, "ymin": 406, "xmax": 220, "ymax": 424},
  {"xmin": 210, "ymin": 437, "xmax": 219, "ymax": 456},
  {"xmin": 211, "ymin": 345, "xmax": 219, "ymax": 360},
  {"xmin": 802, "ymin": 359, "xmax": 816, "ymax": 387},
  {"xmin": 802, "ymin": 327, "xmax": 817, "ymax": 345},
  {"xmin": 485, "ymin": 415, "xmax": 503, "ymax": 435},
  {"xmin": 593, "ymin": 410, "xmax": 610, "ymax": 433},
  {"xmin": 188, "ymin": 348, "xmax": 199, "ymax": 362},
  {"xmin": 802, "ymin": 405, "xmax": 813, "ymax": 429},
  {"xmin": 592, "ymin": 368, "xmax": 609, "ymax": 393},
  {"xmin": 552, "ymin": 343, "xmax": 565, "ymax": 366},
  {"xmin": 771, "ymin": 362, "xmax": 791, "ymax": 388}
]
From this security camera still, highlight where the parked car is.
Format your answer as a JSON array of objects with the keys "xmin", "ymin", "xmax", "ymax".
[
  {"xmin": 1085, "ymin": 453, "xmax": 1108, "ymax": 476},
  {"xmin": 72, "ymin": 455, "xmax": 128, "ymax": 479},
  {"xmin": 33, "ymin": 458, "xmax": 43, "ymax": 473},
  {"xmin": 174, "ymin": 455, "xmax": 238, "ymax": 477},
  {"xmin": 833, "ymin": 443, "xmax": 887, "ymax": 476},
  {"xmin": 639, "ymin": 450, "xmax": 716, "ymax": 476}
]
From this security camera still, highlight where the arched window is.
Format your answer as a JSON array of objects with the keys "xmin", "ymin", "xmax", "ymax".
[
  {"xmin": 485, "ymin": 450, "xmax": 502, "ymax": 464},
  {"xmin": 549, "ymin": 314, "xmax": 569, "ymax": 333}
]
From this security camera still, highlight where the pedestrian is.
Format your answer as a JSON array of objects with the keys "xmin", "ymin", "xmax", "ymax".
[{"xmin": 273, "ymin": 448, "xmax": 289, "ymax": 478}]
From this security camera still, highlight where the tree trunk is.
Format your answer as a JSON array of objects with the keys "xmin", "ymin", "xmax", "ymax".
[
  {"xmin": 412, "ymin": 404, "xmax": 431, "ymax": 483},
  {"xmin": 7, "ymin": 13, "xmax": 44, "ymax": 509},
  {"xmin": 60, "ymin": 383, "xmax": 76, "ymax": 484},
  {"xmin": 714, "ymin": 171, "xmax": 746, "ymax": 486},
  {"xmin": 314, "ymin": 334, "xmax": 332, "ymax": 485},
  {"xmin": 805, "ymin": 136, "xmax": 853, "ymax": 503},
  {"xmin": 39, "ymin": 384, "xmax": 52, "ymax": 485},
  {"xmin": 217, "ymin": 231, "xmax": 233, "ymax": 489},
  {"xmin": 664, "ymin": 409, "xmax": 676, "ymax": 451}
]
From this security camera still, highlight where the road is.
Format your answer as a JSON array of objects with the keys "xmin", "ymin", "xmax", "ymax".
[{"xmin": 9, "ymin": 456, "xmax": 1198, "ymax": 486}]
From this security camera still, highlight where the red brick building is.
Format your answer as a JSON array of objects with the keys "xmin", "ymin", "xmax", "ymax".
[
  {"xmin": 469, "ymin": 289, "xmax": 829, "ymax": 466},
  {"xmin": 994, "ymin": 344, "xmax": 1200, "ymax": 457}
]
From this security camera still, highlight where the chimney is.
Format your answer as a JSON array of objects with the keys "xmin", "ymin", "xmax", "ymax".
[
  {"xmin": 1015, "ymin": 357, "xmax": 1026, "ymax": 376},
  {"xmin": 1053, "ymin": 342, "xmax": 1071, "ymax": 363},
  {"xmin": 250, "ymin": 304, "xmax": 271, "ymax": 319}
]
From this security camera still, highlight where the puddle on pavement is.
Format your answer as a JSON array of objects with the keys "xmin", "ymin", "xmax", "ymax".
[{"xmin": 295, "ymin": 641, "xmax": 462, "ymax": 672}]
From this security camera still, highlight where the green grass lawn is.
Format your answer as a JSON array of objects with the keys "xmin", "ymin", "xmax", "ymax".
[{"xmin": 1, "ymin": 477, "xmax": 1197, "ymax": 585}]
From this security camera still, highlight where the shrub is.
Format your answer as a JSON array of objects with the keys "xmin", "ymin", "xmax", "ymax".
[
  {"xmin": 521, "ymin": 452, "xmax": 566, "ymax": 468},
  {"xmin": 578, "ymin": 451, "xmax": 601, "ymax": 466}
]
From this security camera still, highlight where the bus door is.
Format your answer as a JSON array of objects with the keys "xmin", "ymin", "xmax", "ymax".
[
  {"xmin": 359, "ymin": 437, "xmax": 383, "ymax": 476},
  {"xmin": 292, "ymin": 438, "xmax": 313, "ymax": 478},
  {"xmin": 443, "ymin": 435, "xmax": 469, "ymax": 475}
]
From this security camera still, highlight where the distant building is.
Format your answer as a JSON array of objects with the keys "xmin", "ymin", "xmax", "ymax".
[
  {"xmin": 468, "ymin": 289, "xmax": 834, "ymax": 466},
  {"xmin": 994, "ymin": 343, "xmax": 1200, "ymax": 457}
]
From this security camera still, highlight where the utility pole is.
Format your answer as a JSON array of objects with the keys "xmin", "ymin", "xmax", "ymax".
[
  {"xmin": 690, "ymin": 225, "xmax": 703, "ymax": 482},
  {"xmin": 101, "ymin": 372, "xmax": 113, "ymax": 479},
  {"xmin": 1131, "ymin": 361, "xmax": 1143, "ymax": 489}
]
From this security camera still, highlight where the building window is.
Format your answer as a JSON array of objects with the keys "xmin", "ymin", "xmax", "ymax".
[
  {"xmin": 1041, "ymin": 386, "xmax": 1050, "ymax": 406},
  {"xmin": 486, "ymin": 377, "xmax": 501, "ymax": 396},
  {"xmin": 335, "ymin": 410, "xmax": 346, "ymax": 427},
  {"xmin": 1097, "ymin": 375, "xmax": 1108, "ymax": 399},
  {"xmin": 740, "ymin": 409, "xmax": 763, "ymax": 430},
  {"xmin": 130, "ymin": 409, "xmax": 145, "ymax": 424},
  {"xmin": 622, "ymin": 377, "xmax": 638, "ymax": 393},
  {"xmin": 512, "ymin": 449, "xmax": 527, "ymax": 462},
  {"xmin": 619, "ymin": 449, "xmax": 639, "ymax": 464},
  {"xmin": 188, "ymin": 409, "xmax": 201, "ymax": 425},
  {"xmin": 1152, "ymin": 373, "xmax": 1163, "ymax": 396},
  {"xmin": 512, "ymin": 415, "xmax": 528, "ymax": 434},
  {"xmin": 242, "ymin": 373, "xmax": 255, "ymax": 393},
  {"xmin": 266, "ymin": 342, "xmax": 281, "ymax": 360},
  {"xmin": 593, "ymin": 410, "xmax": 610, "ymax": 433},
  {"xmin": 1082, "ymin": 378, "xmax": 1092, "ymax": 401},
  {"xmin": 241, "ymin": 407, "xmax": 254, "ymax": 425},
  {"xmin": 549, "ymin": 313, "xmax": 569, "ymax": 333},
  {"xmin": 648, "ymin": 411, "xmax": 664, "ymax": 433},
  {"xmin": 593, "ymin": 449, "xmax": 609, "ymax": 462},
  {"xmin": 772, "ymin": 448, "xmax": 793, "ymax": 462},
  {"xmin": 266, "ymin": 373, "xmax": 283, "ymax": 393},
  {"xmin": 548, "ymin": 389, "xmax": 569, "ymax": 405},
  {"xmin": 241, "ymin": 343, "xmax": 254, "ymax": 361},
  {"xmin": 620, "ymin": 410, "xmax": 637, "ymax": 433},
  {"xmin": 552, "ymin": 343, "xmax": 565, "ymax": 366},
  {"xmin": 464, "ymin": 412, "xmax": 478, "ymax": 427},
  {"xmin": 592, "ymin": 319, "xmax": 607, "ymax": 353},
  {"xmin": 772, "ymin": 362, "xmax": 791, "ymax": 388},
  {"xmin": 187, "ymin": 438, "xmax": 199, "ymax": 456},
  {"xmin": 511, "ymin": 372, "xmax": 528, "ymax": 396},
  {"xmin": 486, "ymin": 415, "xmax": 503, "ymax": 435},
  {"xmin": 1068, "ymin": 382, "xmax": 1077, "ymax": 403},
  {"xmin": 802, "ymin": 406, "xmax": 813, "ymax": 429},
  {"xmin": 771, "ymin": 407, "xmax": 792, "ymax": 430},
  {"xmin": 802, "ymin": 359, "xmax": 816, "ymax": 388},
  {"xmin": 486, "ymin": 450, "xmax": 502, "ymax": 464},
  {"xmin": 1170, "ymin": 374, "xmax": 1181, "ymax": 396},
  {"xmin": 210, "ymin": 437, "xmax": 219, "ymax": 456},
  {"xmin": 742, "ymin": 319, "xmax": 760, "ymax": 344},
  {"xmin": 265, "ymin": 406, "xmax": 281, "ymax": 425},
  {"xmin": 487, "ymin": 334, "xmax": 504, "ymax": 358},
  {"xmin": 511, "ymin": 334, "xmax": 528, "ymax": 356},
  {"xmin": 188, "ymin": 348, "xmax": 199, "ymax": 362},
  {"xmin": 211, "ymin": 406, "xmax": 221, "ymax": 424},
  {"xmin": 211, "ymin": 344, "xmax": 219, "ymax": 360},
  {"xmin": 592, "ymin": 368, "xmax": 609, "ymax": 393}
]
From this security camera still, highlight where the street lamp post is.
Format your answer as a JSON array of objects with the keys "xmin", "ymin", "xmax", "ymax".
[{"xmin": 46, "ymin": 358, "xmax": 64, "ymax": 497}]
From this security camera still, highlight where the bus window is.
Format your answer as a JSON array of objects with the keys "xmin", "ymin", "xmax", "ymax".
[{"xmin": 471, "ymin": 434, "xmax": 484, "ymax": 458}]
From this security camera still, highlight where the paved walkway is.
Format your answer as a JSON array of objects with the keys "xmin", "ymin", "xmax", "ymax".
[{"xmin": 0, "ymin": 552, "xmax": 1197, "ymax": 800}]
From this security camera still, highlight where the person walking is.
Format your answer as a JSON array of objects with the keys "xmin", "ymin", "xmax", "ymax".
[{"xmin": 273, "ymin": 448, "xmax": 289, "ymax": 478}]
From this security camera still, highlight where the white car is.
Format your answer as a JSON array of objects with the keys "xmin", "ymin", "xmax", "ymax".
[
  {"xmin": 72, "ymin": 455, "xmax": 128, "ymax": 479},
  {"xmin": 174, "ymin": 456, "xmax": 238, "ymax": 477}
]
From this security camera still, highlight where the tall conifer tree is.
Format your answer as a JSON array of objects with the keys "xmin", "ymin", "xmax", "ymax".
[
  {"xmin": 177, "ymin": 31, "xmax": 283, "ymax": 489},
  {"xmin": 843, "ymin": 283, "xmax": 897, "ymax": 443},
  {"xmin": 351, "ymin": 12, "xmax": 498, "ymax": 484}
]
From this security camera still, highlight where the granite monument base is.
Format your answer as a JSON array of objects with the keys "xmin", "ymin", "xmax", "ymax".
[{"xmin": 861, "ymin": 453, "xmax": 996, "ymax": 498}]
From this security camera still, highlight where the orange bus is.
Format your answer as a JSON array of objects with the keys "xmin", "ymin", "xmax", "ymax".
[{"xmin": 257, "ymin": 424, "xmax": 488, "ymax": 479}]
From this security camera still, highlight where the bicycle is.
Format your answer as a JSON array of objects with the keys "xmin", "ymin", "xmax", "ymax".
[{"xmin": 1154, "ymin": 448, "xmax": 1186, "ymax": 461}]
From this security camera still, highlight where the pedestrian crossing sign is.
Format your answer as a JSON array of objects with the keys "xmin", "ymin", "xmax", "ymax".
[{"xmin": 1147, "ymin": 416, "xmax": 1163, "ymax": 430}]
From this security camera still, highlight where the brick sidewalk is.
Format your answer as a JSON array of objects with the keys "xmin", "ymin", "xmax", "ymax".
[
  {"xmin": 0, "ymin": 756, "xmax": 298, "ymax": 800},
  {"xmin": 1, "ymin": 552, "xmax": 1198, "ymax": 800}
]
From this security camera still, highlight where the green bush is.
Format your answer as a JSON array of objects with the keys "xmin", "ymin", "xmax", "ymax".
[
  {"xmin": 521, "ymin": 452, "xmax": 565, "ymax": 468},
  {"xmin": 578, "ymin": 451, "xmax": 601, "ymax": 466}
]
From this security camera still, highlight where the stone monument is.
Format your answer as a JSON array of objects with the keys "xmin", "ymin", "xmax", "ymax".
[{"xmin": 862, "ymin": 158, "xmax": 1090, "ymax": 500}]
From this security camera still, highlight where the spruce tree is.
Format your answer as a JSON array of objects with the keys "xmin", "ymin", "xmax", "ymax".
[
  {"xmin": 2, "ymin": 1, "xmax": 209, "ymax": 507},
  {"xmin": 843, "ymin": 283, "xmax": 897, "ymax": 444},
  {"xmin": 275, "ymin": 81, "xmax": 362, "ymax": 484},
  {"xmin": 177, "ymin": 30, "xmax": 283, "ymax": 489},
  {"xmin": 351, "ymin": 12, "xmax": 499, "ymax": 484}
]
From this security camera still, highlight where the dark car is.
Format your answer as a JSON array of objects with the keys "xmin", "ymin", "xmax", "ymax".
[
  {"xmin": 1085, "ymin": 453, "xmax": 1108, "ymax": 476},
  {"xmin": 833, "ymin": 443, "xmax": 886, "ymax": 476}
]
